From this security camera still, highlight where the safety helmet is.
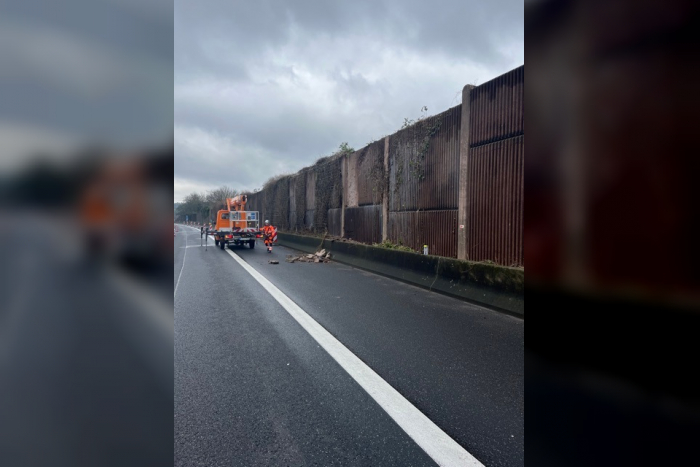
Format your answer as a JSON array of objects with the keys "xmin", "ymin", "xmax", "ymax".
[{"xmin": 264, "ymin": 220, "xmax": 270, "ymax": 226}]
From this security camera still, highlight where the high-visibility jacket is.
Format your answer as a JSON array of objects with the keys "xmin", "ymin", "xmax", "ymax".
[{"xmin": 262, "ymin": 225, "xmax": 277, "ymax": 243}]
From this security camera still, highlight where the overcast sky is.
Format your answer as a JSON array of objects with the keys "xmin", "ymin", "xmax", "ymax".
[
  {"xmin": 174, "ymin": 0, "xmax": 523, "ymax": 201},
  {"xmin": 1, "ymin": 0, "xmax": 173, "ymax": 170}
]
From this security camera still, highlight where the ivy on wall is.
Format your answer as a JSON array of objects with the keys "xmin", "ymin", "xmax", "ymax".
[{"xmin": 313, "ymin": 155, "xmax": 343, "ymax": 233}]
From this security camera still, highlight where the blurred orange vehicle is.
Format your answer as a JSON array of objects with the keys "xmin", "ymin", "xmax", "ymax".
[{"xmin": 79, "ymin": 149, "xmax": 172, "ymax": 269}]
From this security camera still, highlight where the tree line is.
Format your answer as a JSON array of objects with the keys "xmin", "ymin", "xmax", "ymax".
[
  {"xmin": 175, "ymin": 143, "xmax": 357, "ymax": 223},
  {"xmin": 175, "ymin": 186, "xmax": 240, "ymax": 223}
]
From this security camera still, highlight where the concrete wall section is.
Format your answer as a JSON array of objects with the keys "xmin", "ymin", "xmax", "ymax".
[
  {"xmin": 387, "ymin": 210, "xmax": 458, "ymax": 258},
  {"xmin": 277, "ymin": 232, "xmax": 523, "ymax": 316},
  {"xmin": 252, "ymin": 66, "xmax": 524, "ymax": 266},
  {"xmin": 388, "ymin": 105, "xmax": 461, "ymax": 212},
  {"xmin": 345, "ymin": 205, "xmax": 382, "ymax": 244}
]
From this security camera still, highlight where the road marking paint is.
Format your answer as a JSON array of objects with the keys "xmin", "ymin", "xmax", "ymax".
[
  {"xmin": 221, "ymin": 245, "xmax": 483, "ymax": 467},
  {"xmin": 174, "ymin": 224, "xmax": 191, "ymax": 298}
]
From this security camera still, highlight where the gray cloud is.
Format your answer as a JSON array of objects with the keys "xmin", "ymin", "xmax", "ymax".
[
  {"xmin": 0, "ymin": 0, "xmax": 173, "ymax": 154},
  {"xmin": 175, "ymin": 0, "xmax": 523, "ymax": 201}
]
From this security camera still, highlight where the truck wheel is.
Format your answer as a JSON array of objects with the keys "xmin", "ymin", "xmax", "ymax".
[
  {"xmin": 249, "ymin": 240, "xmax": 255, "ymax": 249},
  {"xmin": 220, "ymin": 240, "xmax": 225, "ymax": 250}
]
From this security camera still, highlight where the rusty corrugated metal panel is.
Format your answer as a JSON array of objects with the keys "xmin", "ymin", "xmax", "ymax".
[
  {"xmin": 388, "ymin": 105, "xmax": 461, "ymax": 211},
  {"xmin": 469, "ymin": 65, "xmax": 524, "ymax": 147},
  {"xmin": 344, "ymin": 205, "xmax": 382, "ymax": 244},
  {"xmin": 327, "ymin": 208, "xmax": 342, "ymax": 236},
  {"xmin": 387, "ymin": 210, "xmax": 458, "ymax": 258},
  {"xmin": 356, "ymin": 141, "xmax": 385, "ymax": 206},
  {"xmin": 467, "ymin": 135, "xmax": 524, "ymax": 267}
]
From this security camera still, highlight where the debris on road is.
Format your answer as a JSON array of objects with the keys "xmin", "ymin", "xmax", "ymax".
[
  {"xmin": 268, "ymin": 260, "xmax": 279, "ymax": 264},
  {"xmin": 286, "ymin": 250, "xmax": 332, "ymax": 263}
]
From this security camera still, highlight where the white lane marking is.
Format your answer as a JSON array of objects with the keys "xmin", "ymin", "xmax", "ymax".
[
  {"xmin": 174, "ymin": 224, "xmax": 190, "ymax": 298},
  {"xmin": 221, "ymin": 245, "xmax": 483, "ymax": 467}
]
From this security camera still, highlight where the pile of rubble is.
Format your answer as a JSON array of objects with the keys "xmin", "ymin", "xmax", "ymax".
[{"xmin": 286, "ymin": 249, "xmax": 332, "ymax": 263}]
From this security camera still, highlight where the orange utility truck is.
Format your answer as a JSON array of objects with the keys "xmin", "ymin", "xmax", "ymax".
[{"xmin": 211, "ymin": 194, "xmax": 261, "ymax": 250}]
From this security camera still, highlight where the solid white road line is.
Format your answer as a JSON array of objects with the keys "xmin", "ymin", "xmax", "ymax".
[
  {"xmin": 174, "ymin": 224, "xmax": 191, "ymax": 298},
  {"xmin": 221, "ymin": 244, "xmax": 484, "ymax": 467}
]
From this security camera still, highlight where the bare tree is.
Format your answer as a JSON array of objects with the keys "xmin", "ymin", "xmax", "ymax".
[{"xmin": 206, "ymin": 185, "xmax": 239, "ymax": 215}]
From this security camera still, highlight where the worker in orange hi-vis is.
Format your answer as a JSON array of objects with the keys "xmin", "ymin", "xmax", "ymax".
[{"xmin": 261, "ymin": 220, "xmax": 277, "ymax": 253}]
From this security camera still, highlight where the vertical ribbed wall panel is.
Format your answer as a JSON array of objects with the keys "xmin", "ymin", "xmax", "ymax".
[
  {"xmin": 387, "ymin": 210, "xmax": 458, "ymax": 258},
  {"xmin": 344, "ymin": 205, "xmax": 382, "ymax": 244},
  {"xmin": 467, "ymin": 136, "xmax": 524, "ymax": 266},
  {"xmin": 356, "ymin": 141, "xmax": 386, "ymax": 206},
  {"xmin": 389, "ymin": 105, "xmax": 461, "ymax": 211},
  {"xmin": 327, "ymin": 208, "xmax": 342, "ymax": 236},
  {"xmin": 240, "ymin": 66, "xmax": 523, "ymax": 262},
  {"xmin": 469, "ymin": 66, "xmax": 524, "ymax": 147}
]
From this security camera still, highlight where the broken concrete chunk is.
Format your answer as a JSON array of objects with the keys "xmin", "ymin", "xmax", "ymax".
[{"xmin": 284, "ymin": 253, "xmax": 332, "ymax": 264}]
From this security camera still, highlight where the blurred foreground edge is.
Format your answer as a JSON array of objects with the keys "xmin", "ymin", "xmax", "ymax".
[
  {"xmin": 526, "ymin": 0, "xmax": 700, "ymax": 465},
  {"xmin": 0, "ymin": 144, "xmax": 174, "ymax": 467}
]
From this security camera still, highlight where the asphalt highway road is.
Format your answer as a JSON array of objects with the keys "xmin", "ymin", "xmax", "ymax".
[
  {"xmin": 0, "ymin": 213, "xmax": 173, "ymax": 467},
  {"xmin": 174, "ymin": 224, "xmax": 523, "ymax": 466}
]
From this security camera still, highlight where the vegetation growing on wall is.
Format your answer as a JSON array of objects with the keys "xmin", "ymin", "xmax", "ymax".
[
  {"xmin": 263, "ymin": 173, "xmax": 291, "ymax": 190},
  {"xmin": 262, "ymin": 176, "xmax": 290, "ymax": 229},
  {"xmin": 388, "ymin": 109, "xmax": 446, "ymax": 214},
  {"xmin": 391, "ymin": 112, "xmax": 442, "ymax": 194},
  {"xmin": 372, "ymin": 239, "xmax": 416, "ymax": 252},
  {"xmin": 291, "ymin": 171, "xmax": 307, "ymax": 231},
  {"xmin": 313, "ymin": 155, "xmax": 342, "ymax": 233},
  {"xmin": 314, "ymin": 142, "xmax": 354, "ymax": 166},
  {"xmin": 357, "ymin": 140, "xmax": 385, "ymax": 206},
  {"xmin": 176, "ymin": 67, "xmax": 525, "ymax": 267}
]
